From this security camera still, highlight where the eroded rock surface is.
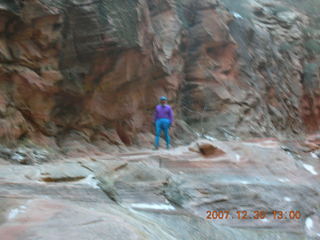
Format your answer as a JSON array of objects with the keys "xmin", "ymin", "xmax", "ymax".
[
  {"xmin": 0, "ymin": 0, "xmax": 318, "ymax": 148},
  {"xmin": 1, "ymin": 137, "xmax": 319, "ymax": 239}
]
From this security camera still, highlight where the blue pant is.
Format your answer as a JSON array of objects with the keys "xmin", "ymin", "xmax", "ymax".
[{"xmin": 154, "ymin": 118, "xmax": 171, "ymax": 147}]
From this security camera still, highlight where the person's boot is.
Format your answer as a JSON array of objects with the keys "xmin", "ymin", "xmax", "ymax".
[
  {"xmin": 153, "ymin": 146, "xmax": 159, "ymax": 150},
  {"xmin": 166, "ymin": 144, "xmax": 170, "ymax": 150}
]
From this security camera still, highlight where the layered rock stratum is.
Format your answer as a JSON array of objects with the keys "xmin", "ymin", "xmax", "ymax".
[{"xmin": 0, "ymin": 0, "xmax": 319, "ymax": 150}]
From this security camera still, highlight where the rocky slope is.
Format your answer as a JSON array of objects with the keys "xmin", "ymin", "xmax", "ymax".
[
  {"xmin": 0, "ymin": 0, "xmax": 319, "ymax": 152},
  {"xmin": 0, "ymin": 137, "xmax": 320, "ymax": 239}
]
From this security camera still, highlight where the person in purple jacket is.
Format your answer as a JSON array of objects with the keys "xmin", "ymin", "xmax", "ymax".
[{"xmin": 153, "ymin": 96, "xmax": 174, "ymax": 150}]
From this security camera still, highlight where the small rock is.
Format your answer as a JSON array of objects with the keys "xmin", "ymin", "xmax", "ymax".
[
  {"xmin": 196, "ymin": 140, "xmax": 226, "ymax": 157},
  {"xmin": 276, "ymin": 11, "xmax": 298, "ymax": 26},
  {"xmin": 188, "ymin": 140, "xmax": 227, "ymax": 156},
  {"xmin": 0, "ymin": 147, "xmax": 12, "ymax": 158},
  {"xmin": 11, "ymin": 153, "xmax": 29, "ymax": 165},
  {"xmin": 199, "ymin": 143, "xmax": 225, "ymax": 156},
  {"xmin": 188, "ymin": 143, "xmax": 200, "ymax": 153}
]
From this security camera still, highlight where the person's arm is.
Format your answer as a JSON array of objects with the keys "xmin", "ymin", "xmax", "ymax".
[
  {"xmin": 153, "ymin": 106, "xmax": 158, "ymax": 124},
  {"xmin": 168, "ymin": 106, "xmax": 174, "ymax": 126}
]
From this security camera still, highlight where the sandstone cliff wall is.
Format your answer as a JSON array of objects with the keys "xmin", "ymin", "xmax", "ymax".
[{"xmin": 0, "ymin": 0, "xmax": 319, "ymax": 150}]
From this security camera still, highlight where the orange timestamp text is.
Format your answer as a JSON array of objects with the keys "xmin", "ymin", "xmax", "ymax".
[{"xmin": 206, "ymin": 210, "xmax": 301, "ymax": 220}]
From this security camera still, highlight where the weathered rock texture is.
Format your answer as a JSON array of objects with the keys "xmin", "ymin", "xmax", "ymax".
[
  {"xmin": 1, "ymin": 137, "xmax": 319, "ymax": 239},
  {"xmin": 0, "ymin": 0, "xmax": 319, "ymax": 149}
]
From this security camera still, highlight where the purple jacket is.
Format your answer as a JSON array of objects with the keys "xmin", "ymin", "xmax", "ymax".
[{"xmin": 153, "ymin": 104, "xmax": 174, "ymax": 123}]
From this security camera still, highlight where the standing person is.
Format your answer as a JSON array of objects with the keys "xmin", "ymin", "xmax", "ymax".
[{"xmin": 153, "ymin": 96, "xmax": 174, "ymax": 150}]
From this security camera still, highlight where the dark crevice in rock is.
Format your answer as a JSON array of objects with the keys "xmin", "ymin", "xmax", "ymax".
[{"xmin": 41, "ymin": 176, "xmax": 85, "ymax": 182}]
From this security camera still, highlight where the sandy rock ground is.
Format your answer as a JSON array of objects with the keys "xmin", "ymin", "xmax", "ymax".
[{"xmin": 0, "ymin": 136, "xmax": 319, "ymax": 239}]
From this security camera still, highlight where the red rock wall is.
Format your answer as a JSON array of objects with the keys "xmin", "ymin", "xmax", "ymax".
[{"xmin": 0, "ymin": 0, "xmax": 319, "ymax": 148}]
